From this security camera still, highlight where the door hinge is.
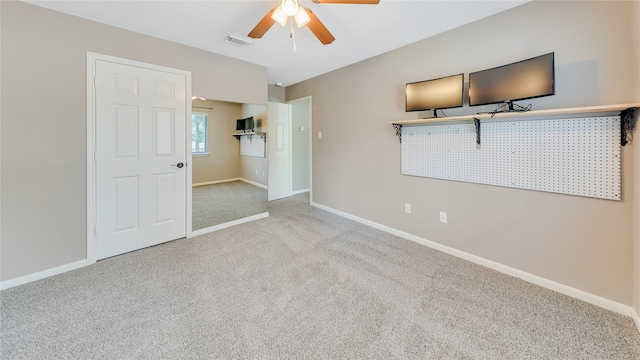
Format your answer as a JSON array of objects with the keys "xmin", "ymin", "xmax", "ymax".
[
  {"xmin": 93, "ymin": 225, "xmax": 97, "ymax": 236},
  {"xmin": 94, "ymin": 150, "xmax": 97, "ymax": 161},
  {"xmin": 93, "ymin": 76, "xmax": 97, "ymax": 87}
]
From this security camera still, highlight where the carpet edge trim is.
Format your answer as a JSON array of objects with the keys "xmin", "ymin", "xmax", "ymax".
[{"xmin": 310, "ymin": 201, "xmax": 632, "ymax": 317}]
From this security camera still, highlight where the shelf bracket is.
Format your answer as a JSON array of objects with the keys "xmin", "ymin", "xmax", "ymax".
[
  {"xmin": 473, "ymin": 118, "xmax": 481, "ymax": 147},
  {"xmin": 620, "ymin": 107, "xmax": 638, "ymax": 146},
  {"xmin": 248, "ymin": 133, "xmax": 267, "ymax": 143},
  {"xmin": 392, "ymin": 124, "xmax": 402, "ymax": 143},
  {"xmin": 233, "ymin": 132, "xmax": 266, "ymax": 142}
]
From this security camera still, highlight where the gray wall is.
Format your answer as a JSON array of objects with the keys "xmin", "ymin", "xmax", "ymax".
[
  {"xmin": 191, "ymin": 100, "xmax": 242, "ymax": 184},
  {"xmin": 0, "ymin": 1, "xmax": 267, "ymax": 282},
  {"xmin": 287, "ymin": 1, "xmax": 637, "ymax": 305},
  {"xmin": 291, "ymin": 97, "xmax": 311, "ymax": 193}
]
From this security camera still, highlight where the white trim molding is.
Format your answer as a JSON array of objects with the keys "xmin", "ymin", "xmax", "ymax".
[
  {"xmin": 310, "ymin": 201, "xmax": 633, "ymax": 317},
  {"xmin": 0, "ymin": 260, "xmax": 88, "ymax": 291},
  {"xmin": 192, "ymin": 178, "xmax": 241, "ymax": 187},
  {"xmin": 191, "ymin": 212, "xmax": 269, "ymax": 237},
  {"xmin": 192, "ymin": 178, "xmax": 267, "ymax": 190},
  {"xmin": 240, "ymin": 178, "xmax": 268, "ymax": 190}
]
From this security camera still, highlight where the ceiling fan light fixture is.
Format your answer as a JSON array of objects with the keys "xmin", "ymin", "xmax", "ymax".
[
  {"xmin": 294, "ymin": 8, "xmax": 310, "ymax": 27},
  {"xmin": 281, "ymin": 0, "xmax": 299, "ymax": 16},
  {"xmin": 251, "ymin": 0, "xmax": 376, "ymax": 46},
  {"xmin": 271, "ymin": 6, "xmax": 288, "ymax": 26}
]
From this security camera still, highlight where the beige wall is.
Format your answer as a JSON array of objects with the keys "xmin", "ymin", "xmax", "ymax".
[
  {"xmin": 239, "ymin": 104, "xmax": 268, "ymax": 187},
  {"xmin": 633, "ymin": 0, "xmax": 640, "ymax": 320},
  {"xmin": 191, "ymin": 100, "xmax": 242, "ymax": 184},
  {"xmin": 0, "ymin": 1, "xmax": 267, "ymax": 282},
  {"xmin": 268, "ymin": 84, "xmax": 286, "ymax": 103},
  {"xmin": 287, "ymin": 1, "xmax": 636, "ymax": 305}
]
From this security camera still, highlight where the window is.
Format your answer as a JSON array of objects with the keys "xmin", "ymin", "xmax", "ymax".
[{"xmin": 192, "ymin": 113, "xmax": 208, "ymax": 154}]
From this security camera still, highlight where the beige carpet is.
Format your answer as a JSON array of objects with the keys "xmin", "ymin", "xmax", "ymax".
[
  {"xmin": 1, "ymin": 193, "xmax": 639, "ymax": 359},
  {"xmin": 192, "ymin": 180, "xmax": 267, "ymax": 230}
]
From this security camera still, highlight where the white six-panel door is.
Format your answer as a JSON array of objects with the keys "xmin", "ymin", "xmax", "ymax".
[
  {"xmin": 94, "ymin": 59, "xmax": 187, "ymax": 260},
  {"xmin": 267, "ymin": 101, "xmax": 292, "ymax": 201}
]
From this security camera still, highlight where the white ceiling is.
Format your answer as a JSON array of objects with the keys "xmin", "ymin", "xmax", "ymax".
[{"xmin": 24, "ymin": 0, "xmax": 531, "ymax": 87}]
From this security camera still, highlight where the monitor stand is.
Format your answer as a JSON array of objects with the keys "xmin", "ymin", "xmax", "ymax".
[
  {"xmin": 500, "ymin": 101, "xmax": 528, "ymax": 113},
  {"xmin": 422, "ymin": 109, "xmax": 439, "ymax": 119},
  {"xmin": 484, "ymin": 101, "xmax": 529, "ymax": 114}
]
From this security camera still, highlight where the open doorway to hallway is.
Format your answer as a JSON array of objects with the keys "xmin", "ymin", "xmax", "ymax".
[{"xmin": 289, "ymin": 96, "xmax": 312, "ymax": 202}]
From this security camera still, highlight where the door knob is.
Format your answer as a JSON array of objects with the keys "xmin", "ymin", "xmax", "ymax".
[{"xmin": 171, "ymin": 162, "xmax": 184, "ymax": 168}]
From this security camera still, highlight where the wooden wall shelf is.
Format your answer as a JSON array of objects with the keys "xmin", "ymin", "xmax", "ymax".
[
  {"xmin": 389, "ymin": 103, "xmax": 640, "ymax": 126},
  {"xmin": 390, "ymin": 103, "xmax": 639, "ymax": 145}
]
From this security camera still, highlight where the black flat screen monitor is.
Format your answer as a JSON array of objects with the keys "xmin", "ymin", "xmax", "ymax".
[
  {"xmin": 405, "ymin": 73, "xmax": 464, "ymax": 114},
  {"xmin": 236, "ymin": 116, "xmax": 254, "ymax": 131},
  {"xmin": 469, "ymin": 52, "xmax": 555, "ymax": 107}
]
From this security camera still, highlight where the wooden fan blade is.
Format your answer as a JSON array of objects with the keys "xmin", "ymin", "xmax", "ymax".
[
  {"xmin": 313, "ymin": 0, "xmax": 380, "ymax": 4},
  {"xmin": 248, "ymin": 7, "xmax": 277, "ymax": 39},
  {"xmin": 305, "ymin": 9, "xmax": 335, "ymax": 45}
]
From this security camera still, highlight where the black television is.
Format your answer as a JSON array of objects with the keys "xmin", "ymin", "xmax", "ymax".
[
  {"xmin": 405, "ymin": 73, "xmax": 464, "ymax": 117},
  {"xmin": 236, "ymin": 116, "xmax": 254, "ymax": 132},
  {"xmin": 469, "ymin": 52, "xmax": 555, "ymax": 111}
]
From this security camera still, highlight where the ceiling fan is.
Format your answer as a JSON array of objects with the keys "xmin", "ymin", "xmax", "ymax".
[{"xmin": 248, "ymin": 0, "xmax": 380, "ymax": 46}]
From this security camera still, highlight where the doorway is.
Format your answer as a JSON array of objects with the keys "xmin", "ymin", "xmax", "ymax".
[{"xmin": 288, "ymin": 96, "xmax": 312, "ymax": 197}]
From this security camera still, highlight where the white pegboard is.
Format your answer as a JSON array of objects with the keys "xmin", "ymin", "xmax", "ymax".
[
  {"xmin": 240, "ymin": 134, "xmax": 265, "ymax": 158},
  {"xmin": 401, "ymin": 116, "xmax": 621, "ymax": 200}
]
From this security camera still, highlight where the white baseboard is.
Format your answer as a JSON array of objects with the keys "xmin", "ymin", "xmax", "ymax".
[
  {"xmin": 2, "ymin": 211, "xmax": 271, "ymax": 291},
  {"xmin": 239, "ymin": 178, "xmax": 268, "ymax": 190},
  {"xmin": 292, "ymin": 188, "xmax": 310, "ymax": 195},
  {"xmin": 191, "ymin": 212, "xmax": 270, "ymax": 237},
  {"xmin": 310, "ymin": 201, "xmax": 633, "ymax": 317},
  {"xmin": 633, "ymin": 308, "xmax": 640, "ymax": 334},
  {"xmin": 193, "ymin": 178, "xmax": 267, "ymax": 190},
  {"xmin": 0, "ymin": 259, "xmax": 88, "ymax": 291},
  {"xmin": 192, "ymin": 178, "xmax": 241, "ymax": 187}
]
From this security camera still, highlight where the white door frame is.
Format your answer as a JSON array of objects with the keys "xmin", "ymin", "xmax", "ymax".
[
  {"xmin": 86, "ymin": 52, "xmax": 193, "ymax": 264},
  {"xmin": 286, "ymin": 96, "xmax": 312, "ymax": 202}
]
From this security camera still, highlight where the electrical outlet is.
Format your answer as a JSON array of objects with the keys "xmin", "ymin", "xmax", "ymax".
[
  {"xmin": 262, "ymin": 171, "xmax": 265, "ymax": 176},
  {"xmin": 405, "ymin": 203, "xmax": 411, "ymax": 214},
  {"xmin": 440, "ymin": 211, "xmax": 448, "ymax": 223},
  {"xmin": 255, "ymin": 169, "xmax": 258, "ymax": 175},
  {"xmin": 318, "ymin": 131, "xmax": 322, "ymax": 139}
]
